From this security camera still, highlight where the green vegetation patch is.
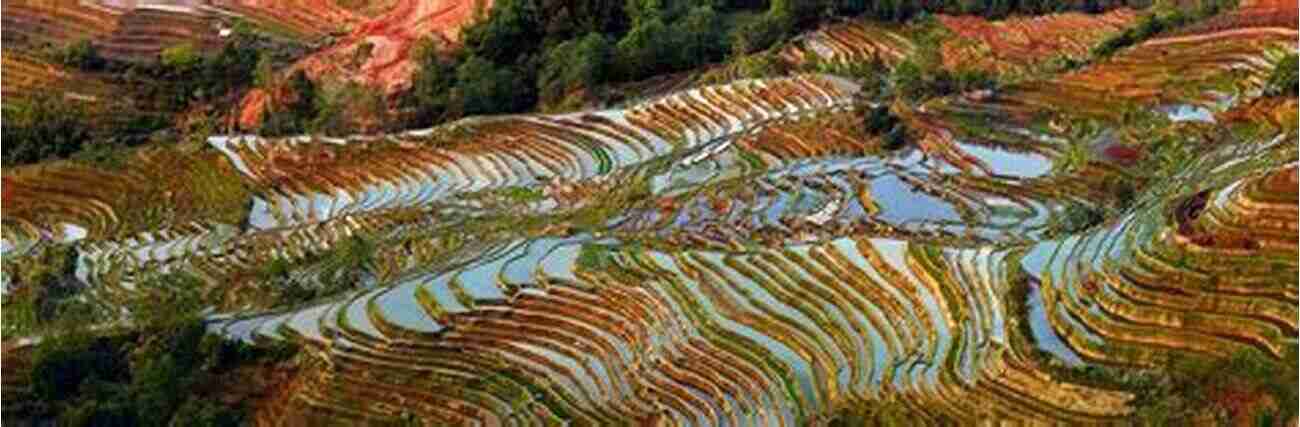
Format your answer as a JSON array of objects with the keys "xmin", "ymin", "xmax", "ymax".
[
  {"xmin": 1, "ymin": 244, "xmax": 79, "ymax": 336},
  {"xmin": 1263, "ymin": 53, "xmax": 1298, "ymax": 98},
  {"xmin": 22, "ymin": 298, "xmax": 299, "ymax": 427},
  {"xmin": 257, "ymin": 234, "xmax": 378, "ymax": 308}
]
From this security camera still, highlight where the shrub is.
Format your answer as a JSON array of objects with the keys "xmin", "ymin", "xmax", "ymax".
[
  {"xmin": 615, "ymin": 18, "xmax": 675, "ymax": 80},
  {"xmin": 456, "ymin": 56, "xmax": 532, "ymax": 115},
  {"xmin": 160, "ymin": 43, "xmax": 202, "ymax": 70},
  {"xmin": 329, "ymin": 235, "xmax": 377, "ymax": 271},
  {"xmin": 497, "ymin": 186, "xmax": 546, "ymax": 202},
  {"xmin": 406, "ymin": 37, "xmax": 461, "ymax": 127},
  {"xmin": 575, "ymin": 244, "xmax": 614, "ymax": 270},
  {"xmin": 460, "ymin": 0, "xmax": 543, "ymax": 65},
  {"xmin": 1, "ymin": 244, "xmax": 79, "ymax": 335},
  {"xmin": 260, "ymin": 70, "xmax": 319, "ymax": 136},
  {"xmin": 260, "ymin": 235, "xmax": 378, "ymax": 306},
  {"xmin": 731, "ymin": 53, "xmax": 784, "ymax": 79},
  {"xmin": 56, "ymin": 40, "xmax": 106, "ymax": 71},
  {"xmin": 540, "ymin": 33, "xmax": 613, "ymax": 105},
  {"xmin": 672, "ymin": 6, "xmax": 727, "ymax": 69},
  {"xmin": 731, "ymin": 12, "xmax": 792, "ymax": 56},
  {"xmin": 311, "ymin": 81, "xmax": 390, "ymax": 135},
  {"xmin": 881, "ymin": 125, "xmax": 907, "ymax": 150},
  {"xmin": 1263, "ymin": 53, "xmax": 1298, "ymax": 97},
  {"xmin": 126, "ymin": 273, "xmax": 207, "ymax": 326},
  {"xmin": 26, "ymin": 305, "xmax": 299, "ymax": 426},
  {"xmin": 2, "ymin": 93, "xmax": 96, "ymax": 166},
  {"xmin": 863, "ymin": 105, "xmax": 898, "ymax": 134}
]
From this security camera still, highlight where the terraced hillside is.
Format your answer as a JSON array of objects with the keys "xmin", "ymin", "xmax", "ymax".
[
  {"xmin": 936, "ymin": 8, "xmax": 1139, "ymax": 74},
  {"xmin": 0, "ymin": 50, "xmax": 114, "ymax": 104},
  {"xmin": 0, "ymin": 0, "xmax": 419, "ymax": 100},
  {"xmin": 2, "ymin": 0, "xmax": 228, "ymax": 61},
  {"xmin": 3, "ymin": 1, "xmax": 1297, "ymax": 425}
]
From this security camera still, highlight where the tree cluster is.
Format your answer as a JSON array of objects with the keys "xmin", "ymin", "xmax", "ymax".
[
  {"xmin": 862, "ymin": 104, "xmax": 909, "ymax": 149},
  {"xmin": 19, "ymin": 272, "xmax": 299, "ymax": 427},
  {"xmin": 404, "ymin": 0, "xmax": 771, "ymax": 125}
]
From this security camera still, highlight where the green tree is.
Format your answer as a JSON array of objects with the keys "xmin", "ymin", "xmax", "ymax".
[
  {"xmin": 539, "ymin": 33, "xmax": 613, "ymax": 105},
  {"xmin": 169, "ymin": 400, "xmax": 243, "ymax": 427},
  {"xmin": 834, "ymin": 0, "xmax": 870, "ymax": 15},
  {"xmin": 616, "ymin": 18, "xmax": 674, "ymax": 80},
  {"xmin": 2, "ymin": 93, "xmax": 96, "ymax": 166},
  {"xmin": 285, "ymin": 71, "xmax": 318, "ymax": 125},
  {"xmin": 56, "ymin": 40, "xmax": 105, "ymax": 71},
  {"xmin": 882, "ymin": 124, "xmax": 907, "ymax": 150},
  {"xmin": 730, "ymin": 12, "xmax": 791, "ymax": 55},
  {"xmin": 160, "ymin": 43, "xmax": 202, "ymax": 71},
  {"xmin": 560, "ymin": 0, "xmax": 631, "ymax": 35},
  {"xmin": 461, "ymin": 0, "xmax": 543, "ymax": 65},
  {"xmin": 889, "ymin": 58, "xmax": 925, "ymax": 98},
  {"xmin": 199, "ymin": 33, "xmax": 261, "ymax": 99},
  {"xmin": 310, "ymin": 81, "xmax": 389, "ymax": 135},
  {"xmin": 672, "ymin": 6, "xmax": 726, "ymax": 69},
  {"xmin": 259, "ymin": 70, "xmax": 319, "ymax": 136},
  {"xmin": 625, "ymin": 0, "xmax": 668, "ymax": 25},
  {"xmin": 456, "ymin": 56, "xmax": 531, "ymax": 115},
  {"xmin": 132, "ymin": 354, "xmax": 186, "ymax": 426},
  {"xmin": 31, "ymin": 332, "xmax": 129, "ymax": 402},
  {"xmin": 406, "ymin": 37, "xmax": 462, "ymax": 126},
  {"xmin": 253, "ymin": 54, "xmax": 276, "ymax": 88},
  {"xmin": 770, "ymin": 0, "xmax": 829, "ymax": 26},
  {"xmin": 863, "ymin": 105, "xmax": 898, "ymax": 134}
]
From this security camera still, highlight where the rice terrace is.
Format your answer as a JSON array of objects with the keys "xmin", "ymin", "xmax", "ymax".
[{"xmin": 1, "ymin": 0, "xmax": 1297, "ymax": 425}]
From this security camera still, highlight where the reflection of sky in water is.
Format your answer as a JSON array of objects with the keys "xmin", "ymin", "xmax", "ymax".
[
  {"xmin": 286, "ymin": 303, "xmax": 331, "ymax": 341},
  {"xmin": 1026, "ymin": 280, "xmax": 1084, "ymax": 366},
  {"xmin": 454, "ymin": 242, "xmax": 519, "ymax": 300},
  {"xmin": 540, "ymin": 243, "xmax": 582, "ymax": 282},
  {"xmin": 254, "ymin": 312, "xmax": 291, "ymax": 341},
  {"xmin": 954, "ymin": 141, "xmax": 1053, "ymax": 178},
  {"xmin": 376, "ymin": 277, "xmax": 443, "ymax": 333},
  {"xmin": 1161, "ymin": 104, "xmax": 1216, "ymax": 123},
  {"xmin": 872, "ymin": 175, "xmax": 962, "ymax": 224},
  {"xmin": 423, "ymin": 274, "xmax": 468, "ymax": 313},
  {"xmin": 344, "ymin": 289, "xmax": 385, "ymax": 337}
]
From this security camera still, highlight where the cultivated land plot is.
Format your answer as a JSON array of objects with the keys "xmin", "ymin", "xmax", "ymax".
[{"xmin": 2, "ymin": 2, "xmax": 1297, "ymax": 425}]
